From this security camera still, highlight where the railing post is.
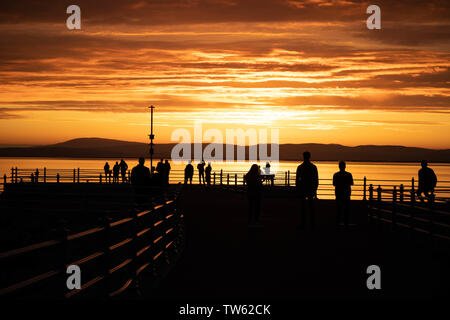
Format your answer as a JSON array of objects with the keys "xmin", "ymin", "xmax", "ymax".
[
  {"xmin": 363, "ymin": 176, "xmax": 367, "ymax": 201},
  {"xmin": 73, "ymin": 169, "xmax": 76, "ymax": 183},
  {"xmin": 57, "ymin": 173, "xmax": 60, "ymax": 183},
  {"xmin": 213, "ymin": 172, "xmax": 216, "ymax": 185},
  {"xmin": 99, "ymin": 174, "xmax": 102, "ymax": 184},
  {"xmin": 77, "ymin": 168, "xmax": 80, "ymax": 183},
  {"xmin": 3, "ymin": 174, "xmax": 6, "ymax": 186},
  {"xmin": 102, "ymin": 217, "xmax": 111, "ymax": 297},
  {"xmin": 428, "ymin": 199, "xmax": 434, "ymax": 240},
  {"xmin": 377, "ymin": 185, "xmax": 382, "ymax": 202},
  {"xmin": 285, "ymin": 171, "xmax": 287, "ymax": 186},
  {"xmin": 368, "ymin": 184, "xmax": 374, "ymax": 221},
  {"xmin": 44, "ymin": 167, "xmax": 46, "ymax": 183},
  {"xmin": 52, "ymin": 225, "xmax": 68, "ymax": 298},
  {"xmin": 288, "ymin": 170, "xmax": 290, "ymax": 186},
  {"xmin": 11, "ymin": 168, "xmax": 14, "ymax": 183},
  {"xmin": 235, "ymin": 174, "xmax": 237, "ymax": 186},
  {"xmin": 220, "ymin": 170, "xmax": 223, "ymax": 185},
  {"xmin": 376, "ymin": 185, "xmax": 382, "ymax": 225},
  {"xmin": 399, "ymin": 184, "xmax": 404, "ymax": 203},
  {"xmin": 227, "ymin": 173, "xmax": 229, "ymax": 186},
  {"xmin": 392, "ymin": 186, "xmax": 397, "ymax": 230},
  {"xmin": 409, "ymin": 179, "xmax": 415, "ymax": 238},
  {"xmin": 31, "ymin": 172, "xmax": 34, "ymax": 183},
  {"xmin": 243, "ymin": 174, "xmax": 245, "ymax": 186},
  {"xmin": 129, "ymin": 211, "xmax": 139, "ymax": 294},
  {"xmin": 15, "ymin": 167, "xmax": 18, "ymax": 183}
]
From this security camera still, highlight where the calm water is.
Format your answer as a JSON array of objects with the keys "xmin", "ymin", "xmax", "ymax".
[{"xmin": 1, "ymin": 157, "xmax": 449, "ymax": 199}]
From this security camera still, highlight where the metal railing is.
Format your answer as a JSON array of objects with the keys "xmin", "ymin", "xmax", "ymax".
[
  {"xmin": 367, "ymin": 182, "xmax": 450, "ymax": 247},
  {"xmin": 3, "ymin": 167, "xmax": 450, "ymax": 200},
  {"xmin": 0, "ymin": 191, "xmax": 185, "ymax": 298}
]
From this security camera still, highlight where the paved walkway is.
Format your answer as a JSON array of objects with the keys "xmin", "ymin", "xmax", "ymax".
[{"xmin": 155, "ymin": 186, "xmax": 448, "ymax": 300}]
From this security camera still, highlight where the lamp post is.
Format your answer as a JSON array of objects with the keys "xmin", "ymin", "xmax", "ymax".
[{"xmin": 149, "ymin": 105, "xmax": 155, "ymax": 173}]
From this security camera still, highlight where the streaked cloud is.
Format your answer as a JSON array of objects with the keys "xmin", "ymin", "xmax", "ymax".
[{"xmin": 0, "ymin": 0, "xmax": 449, "ymax": 147}]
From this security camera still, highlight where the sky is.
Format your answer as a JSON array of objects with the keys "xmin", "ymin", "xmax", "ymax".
[{"xmin": 0, "ymin": 0, "xmax": 449, "ymax": 148}]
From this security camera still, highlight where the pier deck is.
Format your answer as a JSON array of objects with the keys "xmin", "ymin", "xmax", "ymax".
[{"xmin": 155, "ymin": 186, "xmax": 449, "ymax": 300}]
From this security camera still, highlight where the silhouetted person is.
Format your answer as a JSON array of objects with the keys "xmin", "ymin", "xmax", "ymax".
[
  {"xmin": 205, "ymin": 162, "xmax": 212, "ymax": 186},
  {"xmin": 296, "ymin": 151, "xmax": 318, "ymax": 230},
  {"xmin": 119, "ymin": 159, "xmax": 128, "ymax": 183},
  {"xmin": 104, "ymin": 162, "xmax": 111, "ymax": 180},
  {"xmin": 164, "ymin": 160, "xmax": 171, "ymax": 185},
  {"xmin": 155, "ymin": 158, "xmax": 165, "ymax": 186},
  {"xmin": 245, "ymin": 164, "xmax": 262, "ymax": 226},
  {"xmin": 156, "ymin": 159, "xmax": 164, "ymax": 175},
  {"xmin": 264, "ymin": 162, "xmax": 271, "ymax": 175},
  {"xmin": 184, "ymin": 161, "xmax": 194, "ymax": 184},
  {"xmin": 333, "ymin": 161, "xmax": 353, "ymax": 230},
  {"xmin": 197, "ymin": 160, "xmax": 206, "ymax": 184},
  {"xmin": 131, "ymin": 158, "xmax": 151, "ymax": 208},
  {"xmin": 113, "ymin": 161, "xmax": 120, "ymax": 183},
  {"xmin": 417, "ymin": 160, "xmax": 437, "ymax": 202}
]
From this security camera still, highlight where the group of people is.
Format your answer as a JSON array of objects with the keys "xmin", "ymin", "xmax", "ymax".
[
  {"xmin": 123, "ymin": 154, "xmax": 438, "ymax": 227},
  {"xmin": 184, "ymin": 160, "xmax": 212, "ymax": 186},
  {"xmin": 103, "ymin": 159, "xmax": 128, "ymax": 183},
  {"xmin": 103, "ymin": 158, "xmax": 172, "ymax": 186},
  {"xmin": 244, "ymin": 152, "xmax": 438, "ymax": 230},
  {"xmin": 156, "ymin": 159, "xmax": 171, "ymax": 185}
]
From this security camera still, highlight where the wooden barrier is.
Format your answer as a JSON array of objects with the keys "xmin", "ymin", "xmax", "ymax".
[
  {"xmin": 367, "ymin": 183, "xmax": 450, "ymax": 248},
  {"xmin": 4, "ymin": 168, "xmax": 450, "ymax": 200},
  {"xmin": 0, "ymin": 191, "xmax": 185, "ymax": 298}
]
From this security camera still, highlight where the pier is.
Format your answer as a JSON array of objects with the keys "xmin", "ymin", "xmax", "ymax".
[{"xmin": 0, "ymin": 168, "xmax": 449, "ymax": 299}]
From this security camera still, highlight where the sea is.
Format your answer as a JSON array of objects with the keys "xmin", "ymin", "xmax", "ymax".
[{"xmin": 1, "ymin": 158, "xmax": 449, "ymax": 200}]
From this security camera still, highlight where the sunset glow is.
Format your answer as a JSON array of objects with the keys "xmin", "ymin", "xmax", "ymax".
[{"xmin": 0, "ymin": 0, "xmax": 449, "ymax": 148}]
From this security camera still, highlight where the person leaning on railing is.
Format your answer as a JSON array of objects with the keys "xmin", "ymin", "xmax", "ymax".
[{"xmin": 417, "ymin": 160, "xmax": 437, "ymax": 202}]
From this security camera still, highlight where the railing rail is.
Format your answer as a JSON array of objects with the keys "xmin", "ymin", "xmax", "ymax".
[
  {"xmin": 367, "ymin": 182, "xmax": 450, "ymax": 247},
  {"xmin": 0, "ymin": 192, "xmax": 185, "ymax": 298},
  {"xmin": 4, "ymin": 167, "xmax": 450, "ymax": 200}
]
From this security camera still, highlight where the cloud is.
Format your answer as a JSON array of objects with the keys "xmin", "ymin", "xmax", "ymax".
[{"xmin": 0, "ymin": 0, "xmax": 449, "ymax": 135}]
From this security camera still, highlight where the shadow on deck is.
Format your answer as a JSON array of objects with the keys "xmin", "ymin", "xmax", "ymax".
[{"xmin": 152, "ymin": 185, "xmax": 449, "ymax": 300}]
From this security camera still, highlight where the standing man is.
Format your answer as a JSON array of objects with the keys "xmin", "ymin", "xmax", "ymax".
[
  {"xmin": 197, "ymin": 160, "xmax": 206, "ymax": 185},
  {"xmin": 333, "ymin": 161, "xmax": 353, "ymax": 230},
  {"xmin": 164, "ymin": 160, "xmax": 171, "ymax": 186},
  {"xmin": 184, "ymin": 161, "xmax": 194, "ymax": 185},
  {"xmin": 156, "ymin": 158, "xmax": 164, "ymax": 185},
  {"xmin": 417, "ymin": 160, "xmax": 437, "ymax": 202},
  {"xmin": 104, "ymin": 162, "xmax": 111, "ymax": 183},
  {"xmin": 131, "ymin": 157, "xmax": 151, "ymax": 208},
  {"xmin": 119, "ymin": 159, "xmax": 128, "ymax": 183},
  {"xmin": 296, "ymin": 151, "xmax": 318, "ymax": 230},
  {"xmin": 205, "ymin": 162, "xmax": 212, "ymax": 186},
  {"xmin": 156, "ymin": 159, "xmax": 164, "ymax": 174},
  {"xmin": 113, "ymin": 161, "xmax": 120, "ymax": 183}
]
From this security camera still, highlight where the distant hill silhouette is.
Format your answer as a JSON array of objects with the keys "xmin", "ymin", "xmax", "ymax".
[{"xmin": 0, "ymin": 137, "xmax": 449, "ymax": 162}]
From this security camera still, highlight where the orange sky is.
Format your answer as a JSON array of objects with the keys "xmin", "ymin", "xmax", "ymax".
[{"xmin": 0, "ymin": 0, "xmax": 449, "ymax": 148}]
